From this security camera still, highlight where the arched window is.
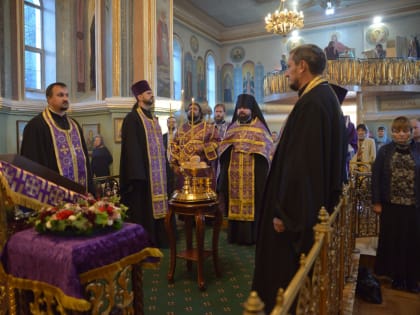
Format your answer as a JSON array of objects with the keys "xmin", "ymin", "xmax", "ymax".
[
  {"xmin": 24, "ymin": 0, "xmax": 55, "ymax": 99},
  {"xmin": 173, "ymin": 36, "xmax": 182, "ymax": 100},
  {"xmin": 24, "ymin": 0, "xmax": 43, "ymax": 91},
  {"xmin": 206, "ymin": 53, "xmax": 216, "ymax": 107}
]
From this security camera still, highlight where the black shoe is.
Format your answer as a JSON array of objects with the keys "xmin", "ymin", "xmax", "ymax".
[
  {"xmin": 391, "ymin": 279, "xmax": 407, "ymax": 291},
  {"xmin": 406, "ymin": 280, "xmax": 420, "ymax": 294}
]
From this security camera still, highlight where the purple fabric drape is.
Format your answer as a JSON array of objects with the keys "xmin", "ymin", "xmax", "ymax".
[{"xmin": 1, "ymin": 223, "xmax": 155, "ymax": 298}]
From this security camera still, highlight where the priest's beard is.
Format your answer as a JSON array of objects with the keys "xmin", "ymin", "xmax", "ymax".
[
  {"xmin": 187, "ymin": 113, "xmax": 202, "ymax": 124},
  {"xmin": 214, "ymin": 117, "xmax": 225, "ymax": 124},
  {"xmin": 145, "ymin": 98, "xmax": 154, "ymax": 106},
  {"xmin": 238, "ymin": 113, "xmax": 252, "ymax": 124},
  {"xmin": 289, "ymin": 80, "xmax": 299, "ymax": 91}
]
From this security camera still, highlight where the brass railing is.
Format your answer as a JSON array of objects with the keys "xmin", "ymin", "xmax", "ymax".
[
  {"xmin": 264, "ymin": 58, "xmax": 420, "ymax": 96},
  {"xmin": 349, "ymin": 166, "xmax": 379, "ymax": 237},
  {"xmin": 243, "ymin": 185, "xmax": 357, "ymax": 315}
]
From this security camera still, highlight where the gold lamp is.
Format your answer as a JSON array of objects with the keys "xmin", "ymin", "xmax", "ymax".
[{"xmin": 265, "ymin": 0, "xmax": 304, "ymax": 36}]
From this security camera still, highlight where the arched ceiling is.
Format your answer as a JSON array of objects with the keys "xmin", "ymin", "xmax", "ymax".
[{"xmin": 174, "ymin": 0, "xmax": 420, "ymax": 42}]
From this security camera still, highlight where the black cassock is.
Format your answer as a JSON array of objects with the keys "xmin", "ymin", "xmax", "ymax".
[
  {"xmin": 20, "ymin": 110, "xmax": 93, "ymax": 193},
  {"xmin": 119, "ymin": 104, "xmax": 169, "ymax": 248},
  {"xmin": 252, "ymin": 83, "xmax": 347, "ymax": 312}
]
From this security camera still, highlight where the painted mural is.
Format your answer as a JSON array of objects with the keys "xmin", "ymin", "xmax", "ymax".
[
  {"xmin": 156, "ymin": 0, "xmax": 171, "ymax": 98},
  {"xmin": 196, "ymin": 56, "xmax": 205, "ymax": 102},
  {"xmin": 184, "ymin": 52, "xmax": 193, "ymax": 104},
  {"xmin": 221, "ymin": 63, "xmax": 234, "ymax": 103},
  {"xmin": 242, "ymin": 61, "xmax": 255, "ymax": 95}
]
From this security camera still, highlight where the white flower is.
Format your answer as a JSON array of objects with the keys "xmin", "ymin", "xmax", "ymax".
[
  {"xmin": 107, "ymin": 219, "xmax": 114, "ymax": 226},
  {"xmin": 63, "ymin": 203, "xmax": 73, "ymax": 209},
  {"xmin": 68, "ymin": 215, "xmax": 77, "ymax": 221},
  {"xmin": 46, "ymin": 221, "xmax": 52, "ymax": 229}
]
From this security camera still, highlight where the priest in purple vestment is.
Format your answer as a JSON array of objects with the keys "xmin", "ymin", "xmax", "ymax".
[
  {"xmin": 217, "ymin": 94, "xmax": 272, "ymax": 245},
  {"xmin": 20, "ymin": 82, "xmax": 93, "ymax": 194}
]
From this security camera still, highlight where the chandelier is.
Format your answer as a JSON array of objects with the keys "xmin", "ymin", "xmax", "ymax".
[{"xmin": 265, "ymin": 0, "xmax": 304, "ymax": 36}]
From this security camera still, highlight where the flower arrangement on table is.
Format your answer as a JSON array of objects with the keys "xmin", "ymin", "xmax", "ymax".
[{"xmin": 31, "ymin": 196, "xmax": 128, "ymax": 236}]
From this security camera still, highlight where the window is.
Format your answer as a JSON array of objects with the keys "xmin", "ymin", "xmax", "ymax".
[
  {"xmin": 173, "ymin": 37, "xmax": 182, "ymax": 100},
  {"xmin": 206, "ymin": 53, "xmax": 216, "ymax": 107},
  {"xmin": 24, "ymin": 0, "xmax": 55, "ymax": 99},
  {"xmin": 24, "ymin": 0, "xmax": 43, "ymax": 91}
]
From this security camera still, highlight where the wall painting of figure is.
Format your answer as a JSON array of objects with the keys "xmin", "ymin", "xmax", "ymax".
[
  {"xmin": 156, "ymin": 0, "xmax": 172, "ymax": 98},
  {"xmin": 242, "ymin": 61, "xmax": 255, "ymax": 95},
  {"xmin": 221, "ymin": 63, "xmax": 234, "ymax": 103}
]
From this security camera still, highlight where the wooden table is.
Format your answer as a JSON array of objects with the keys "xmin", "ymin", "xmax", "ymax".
[{"xmin": 165, "ymin": 199, "xmax": 222, "ymax": 290}]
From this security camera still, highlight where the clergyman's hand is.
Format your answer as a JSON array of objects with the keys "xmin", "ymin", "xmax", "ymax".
[
  {"xmin": 372, "ymin": 204, "xmax": 382, "ymax": 214},
  {"xmin": 273, "ymin": 217, "xmax": 285, "ymax": 233}
]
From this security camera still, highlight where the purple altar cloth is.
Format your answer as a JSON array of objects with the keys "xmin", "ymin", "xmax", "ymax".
[{"xmin": 1, "ymin": 223, "xmax": 155, "ymax": 299}]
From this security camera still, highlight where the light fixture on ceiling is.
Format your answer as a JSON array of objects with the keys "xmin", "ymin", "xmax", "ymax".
[
  {"xmin": 325, "ymin": 2, "xmax": 335, "ymax": 15},
  {"xmin": 265, "ymin": 0, "xmax": 304, "ymax": 36}
]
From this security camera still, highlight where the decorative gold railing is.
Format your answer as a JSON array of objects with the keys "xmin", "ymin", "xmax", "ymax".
[
  {"xmin": 243, "ymin": 185, "xmax": 357, "ymax": 315},
  {"xmin": 264, "ymin": 58, "xmax": 420, "ymax": 96},
  {"xmin": 349, "ymin": 165, "xmax": 379, "ymax": 237}
]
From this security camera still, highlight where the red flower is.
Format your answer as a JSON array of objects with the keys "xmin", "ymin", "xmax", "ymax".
[{"xmin": 56, "ymin": 210, "xmax": 75, "ymax": 220}]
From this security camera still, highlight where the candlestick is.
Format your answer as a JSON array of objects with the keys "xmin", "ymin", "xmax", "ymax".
[{"xmin": 191, "ymin": 98, "xmax": 194, "ymax": 128}]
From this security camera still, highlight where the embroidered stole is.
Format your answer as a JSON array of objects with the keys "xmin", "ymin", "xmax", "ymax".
[
  {"xmin": 136, "ymin": 108, "xmax": 168, "ymax": 219},
  {"xmin": 176, "ymin": 120, "xmax": 217, "ymax": 163},
  {"xmin": 42, "ymin": 109, "xmax": 88, "ymax": 188},
  {"xmin": 220, "ymin": 118, "xmax": 272, "ymax": 221}
]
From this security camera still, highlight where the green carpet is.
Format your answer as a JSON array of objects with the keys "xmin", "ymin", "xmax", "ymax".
[{"xmin": 143, "ymin": 224, "xmax": 256, "ymax": 314}]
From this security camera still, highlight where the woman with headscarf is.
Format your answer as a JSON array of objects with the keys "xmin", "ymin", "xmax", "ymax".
[{"xmin": 91, "ymin": 135, "xmax": 113, "ymax": 177}]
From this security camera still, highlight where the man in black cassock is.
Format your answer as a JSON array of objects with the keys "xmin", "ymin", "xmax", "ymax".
[
  {"xmin": 119, "ymin": 80, "xmax": 169, "ymax": 248},
  {"xmin": 252, "ymin": 44, "xmax": 347, "ymax": 312},
  {"xmin": 20, "ymin": 82, "xmax": 93, "ymax": 193},
  {"xmin": 217, "ymin": 94, "xmax": 272, "ymax": 245}
]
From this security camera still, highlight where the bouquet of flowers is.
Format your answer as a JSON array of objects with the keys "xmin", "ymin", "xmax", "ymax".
[{"xmin": 32, "ymin": 196, "xmax": 128, "ymax": 236}]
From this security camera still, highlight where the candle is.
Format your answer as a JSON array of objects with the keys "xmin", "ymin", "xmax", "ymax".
[{"xmin": 191, "ymin": 98, "xmax": 194, "ymax": 127}]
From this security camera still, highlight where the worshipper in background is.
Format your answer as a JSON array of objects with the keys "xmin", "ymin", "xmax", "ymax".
[
  {"xmin": 91, "ymin": 135, "xmax": 113, "ymax": 177},
  {"xmin": 280, "ymin": 54, "xmax": 287, "ymax": 71},
  {"xmin": 163, "ymin": 116, "xmax": 178, "ymax": 198},
  {"xmin": 21, "ymin": 82, "xmax": 93, "ymax": 194},
  {"xmin": 350, "ymin": 123, "xmax": 376, "ymax": 172},
  {"xmin": 331, "ymin": 33, "xmax": 349, "ymax": 54},
  {"xmin": 213, "ymin": 103, "xmax": 229, "ymax": 140},
  {"xmin": 324, "ymin": 41, "xmax": 339, "ymax": 60},
  {"xmin": 119, "ymin": 80, "xmax": 168, "ymax": 247},
  {"xmin": 375, "ymin": 126, "xmax": 390, "ymax": 151},
  {"xmin": 372, "ymin": 116, "xmax": 420, "ymax": 293},
  {"xmin": 217, "ymin": 94, "xmax": 272, "ymax": 245},
  {"xmin": 271, "ymin": 131, "xmax": 278, "ymax": 143},
  {"xmin": 410, "ymin": 117, "xmax": 420, "ymax": 143},
  {"xmin": 169, "ymin": 101, "xmax": 219, "ymax": 189},
  {"xmin": 252, "ymin": 44, "xmax": 347, "ymax": 312},
  {"xmin": 345, "ymin": 115, "xmax": 358, "ymax": 176},
  {"xmin": 375, "ymin": 43, "xmax": 386, "ymax": 59}
]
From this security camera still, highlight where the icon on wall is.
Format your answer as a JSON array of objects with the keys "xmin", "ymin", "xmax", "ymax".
[
  {"xmin": 190, "ymin": 35, "xmax": 199, "ymax": 53},
  {"xmin": 366, "ymin": 25, "xmax": 389, "ymax": 45},
  {"xmin": 230, "ymin": 46, "xmax": 245, "ymax": 63}
]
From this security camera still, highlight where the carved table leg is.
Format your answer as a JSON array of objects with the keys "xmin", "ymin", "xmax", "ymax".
[
  {"xmin": 195, "ymin": 211, "xmax": 206, "ymax": 291},
  {"xmin": 185, "ymin": 215, "xmax": 193, "ymax": 272},
  {"xmin": 165, "ymin": 206, "xmax": 176, "ymax": 283},
  {"xmin": 212, "ymin": 207, "xmax": 222, "ymax": 277}
]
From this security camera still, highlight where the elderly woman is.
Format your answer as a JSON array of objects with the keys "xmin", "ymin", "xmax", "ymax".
[
  {"xmin": 371, "ymin": 116, "xmax": 420, "ymax": 293},
  {"xmin": 91, "ymin": 135, "xmax": 113, "ymax": 177}
]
